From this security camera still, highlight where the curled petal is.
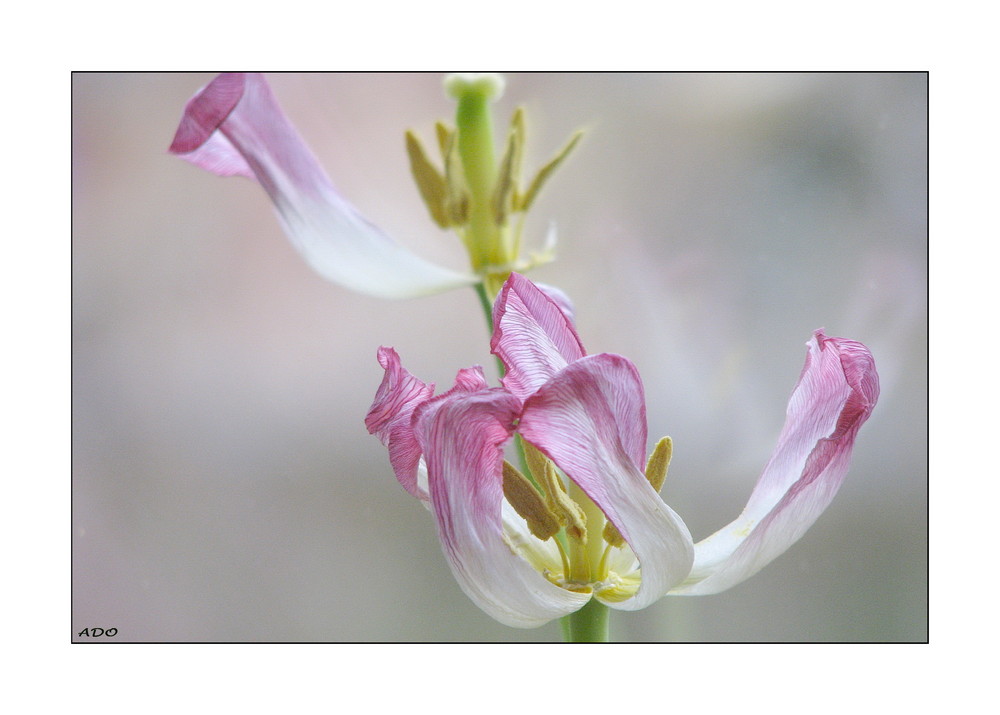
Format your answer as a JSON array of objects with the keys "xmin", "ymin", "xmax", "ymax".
[
  {"xmin": 491, "ymin": 273, "xmax": 586, "ymax": 401},
  {"xmin": 672, "ymin": 330, "xmax": 880, "ymax": 595},
  {"xmin": 518, "ymin": 354, "xmax": 695, "ymax": 610},
  {"xmin": 414, "ymin": 388, "xmax": 590, "ymax": 628},
  {"xmin": 365, "ymin": 348, "xmax": 489, "ymax": 501},
  {"xmin": 364, "ymin": 347, "xmax": 436, "ymax": 500},
  {"xmin": 450, "ymin": 365, "xmax": 491, "ymax": 394},
  {"xmin": 169, "ymin": 73, "xmax": 476, "ymax": 299}
]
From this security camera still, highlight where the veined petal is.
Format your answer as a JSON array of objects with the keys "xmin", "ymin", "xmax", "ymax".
[
  {"xmin": 534, "ymin": 281, "xmax": 576, "ymax": 324},
  {"xmin": 364, "ymin": 347, "xmax": 435, "ymax": 500},
  {"xmin": 671, "ymin": 330, "xmax": 879, "ymax": 595},
  {"xmin": 414, "ymin": 388, "xmax": 590, "ymax": 628},
  {"xmin": 518, "ymin": 354, "xmax": 695, "ymax": 611},
  {"xmin": 169, "ymin": 73, "xmax": 476, "ymax": 299},
  {"xmin": 491, "ymin": 273, "xmax": 586, "ymax": 401},
  {"xmin": 168, "ymin": 72, "xmax": 254, "ymax": 177},
  {"xmin": 365, "ymin": 348, "xmax": 489, "ymax": 501}
]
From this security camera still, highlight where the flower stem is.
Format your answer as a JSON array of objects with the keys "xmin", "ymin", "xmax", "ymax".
[
  {"xmin": 475, "ymin": 282, "xmax": 494, "ymax": 332},
  {"xmin": 563, "ymin": 599, "xmax": 610, "ymax": 643}
]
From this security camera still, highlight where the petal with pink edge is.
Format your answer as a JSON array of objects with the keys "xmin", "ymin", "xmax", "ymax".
[
  {"xmin": 169, "ymin": 73, "xmax": 476, "ymax": 299},
  {"xmin": 414, "ymin": 388, "xmax": 590, "ymax": 628},
  {"xmin": 671, "ymin": 330, "xmax": 879, "ymax": 595},
  {"xmin": 518, "ymin": 354, "xmax": 695, "ymax": 611},
  {"xmin": 364, "ymin": 347, "xmax": 436, "ymax": 500},
  {"xmin": 365, "ymin": 348, "xmax": 490, "ymax": 501},
  {"xmin": 534, "ymin": 282, "xmax": 576, "ymax": 324},
  {"xmin": 491, "ymin": 273, "xmax": 586, "ymax": 401}
]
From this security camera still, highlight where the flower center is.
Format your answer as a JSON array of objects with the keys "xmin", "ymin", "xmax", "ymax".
[
  {"xmin": 502, "ymin": 445, "xmax": 617, "ymax": 595},
  {"xmin": 502, "ymin": 436, "xmax": 674, "ymax": 602}
]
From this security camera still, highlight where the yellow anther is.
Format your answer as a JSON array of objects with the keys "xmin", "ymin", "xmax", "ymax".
[
  {"xmin": 441, "ymin": 130, "xmax": 470, "ymax": 227},
  {"xmin": 405, "ymin": 130, "xmax": 450, "ymax": 229},
  {"xmin": 522, "ymin": 441, "xmax": 550, "ymax": 486},
  {"xmin": 645, "ymin": 435, "xmax": 673, "ymax": 493},
  {"xmin": 517, "ymin": 129, "xmax": 584, "ymax": 213},
  {"xmin": 434, "ymin": 121, "xmax": 452, "ymax": 156},
  {"xmin": 541, "ymin": 460, "xmax": 588, "ymax": 544},
  {"xmin": 522, "ymin": 441, "xmax": 589, "ymax": 545},
  {"xmin": 602, "ymin": 519, "xmax": 626, "ymax": 549},
  {"xmin": 502, "ymin": 461, "xmax": 561, "ymax": 541},
  {"xmin": 492, "ymin": 108, "xmax": 526, "ymax": 226},
  {"xmin": 603, "ymin": 436, "xmax": 674, "ymax": 548}
]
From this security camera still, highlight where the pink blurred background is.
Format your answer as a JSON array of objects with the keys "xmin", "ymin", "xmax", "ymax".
[{"xmin": 73, "ymin": 73, "xmax": 926, "ymax": 642}]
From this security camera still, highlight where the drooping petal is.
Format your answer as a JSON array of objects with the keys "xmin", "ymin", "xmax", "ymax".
[
  {"xmin": 518, "ymin": 354, "xmax": 695, "ymax": 610},
  {"xmin": 364, "ymin": 347, "xmax": 436, "ymax": 500},
  {"xmin": 491, "ymin": 273, "xmax": 586, "ymax": 401},
  {"xmin": 414, "ymin": 387, "xmax": 590, "ymax": 628},
  {"xmin": 671, "ymin": 330, "xmax": 879, "ymax": 595},
  {"xmin": 169, "ymin": 73, "xmax": 476, "ymax": 299}
]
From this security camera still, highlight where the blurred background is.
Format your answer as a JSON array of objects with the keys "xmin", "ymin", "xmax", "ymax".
[{"xmin": 72, "ymin": 72, "xmax": 926, "ymax": 642}]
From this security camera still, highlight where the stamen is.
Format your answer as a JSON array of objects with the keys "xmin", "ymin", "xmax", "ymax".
[
  {"xmin": 492, "ymin": 108, "xmax": 525, "ymax": 227},
  {"xmin": 501, "ymin": 461, "xmax": 560, "ymax": 540},
  {"xmin": 541, "ymin": 460, "xmax": 587, "ymax": 544},
  {"xmin": 645, "ymin": 435, "xmax": 673, "ymax": 493},
  {"xmin": 517, "ymin": 130, "xmax": 584, "ymax": 212},
  {"xmin": 598, "ymin": 542, "xmax": 614, "ymax": 581},
  {"xmin": 602, "ymin": 519, "xmax": 626, "ymax": 548},
  {"xmin": 405, "ymin": 130, "xmax": 450, "ymax": 229},
  {"xmin": 522, "ymin": 440, "xmax": 550, "ymax": 486},
  {"xmin": 554, "ymin": 535, "xmax": 571, "ymax": 581}
]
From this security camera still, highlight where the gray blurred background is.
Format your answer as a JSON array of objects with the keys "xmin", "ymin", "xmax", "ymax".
[{"xmin": 72, "ymin": 72, "xmax": 926, "ymax": 642}]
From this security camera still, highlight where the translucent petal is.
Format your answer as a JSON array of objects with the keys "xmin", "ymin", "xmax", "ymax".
[
  {"xmin": 170, "ymin": 73, "xmax": 476, "ymax": 299},
  {"xmin": 671, "ymin": 331, "xmax": 879, "ymax": 595}
]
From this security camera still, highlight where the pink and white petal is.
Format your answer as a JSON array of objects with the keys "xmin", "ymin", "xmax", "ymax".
[
  {"xmin": 365, "ymin": 349, "xmax": 490, "ymax": 501},
  {"xmin": 168, "ymin": 73, "xmax": 255, "ymax": 178},
  {"xmin": 491, "ymin": 273, "xmax": 586, "ymax": 401},
  {"xmin": 415, "ymin": 388, "xmax": 589, "ymax": 628},
  {"xmin": 449, "ymin": 365, "xmax": 490, "ymax": 394},
  {"xmin": 671, "ymin": 331, "xmax": 879, "ymax": 595},
  {"xmin": 170, "ymin": 73, "xmax": 476, "ymax": 299},
  {"xmin": 364, "ymin": 347, "xmax": 435, "ymax": 501},
  {"xmin": 518, "ymin": 354, "xmax": 695, "ymax": 610},
  {"xmin": 534, "ymin": 282, "xmax": 576, "ymax": 324}
]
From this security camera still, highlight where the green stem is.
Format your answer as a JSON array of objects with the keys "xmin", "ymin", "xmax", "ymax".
[
  {"xmin": 562, "ymin": 479, "xmax": 612, "ymax": 643},
  {"xmin": 563, "ymin": 599, "xmax": 610, "ymax": 643},
  {"xmin": 475, "ymin": 281, "xmax": 507, "ymax": 377},
  {"xmin": 474, "ymin": 282, "xmax": 494, "ymax": 333}
]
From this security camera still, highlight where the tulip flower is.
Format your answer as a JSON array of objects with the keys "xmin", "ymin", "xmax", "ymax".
[
  {"xmin": 366, "ymin": 273, "xmax": 878, "ymax": 639},
  {"xmin": 169, "ymin": 73, "xmax": 579, "ymax": 300}
]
